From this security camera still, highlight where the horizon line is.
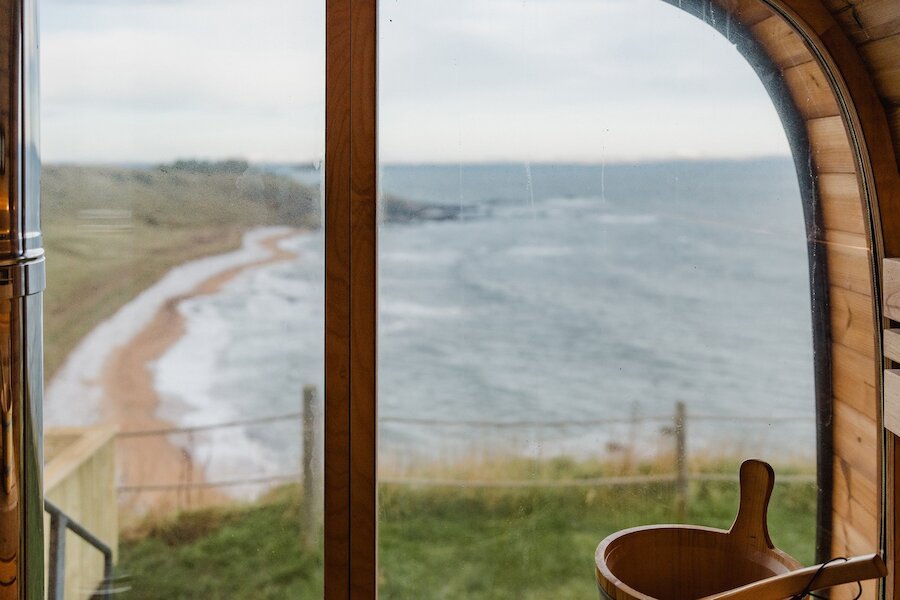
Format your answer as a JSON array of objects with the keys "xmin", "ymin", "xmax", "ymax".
[{"xmin": 43, "ymin": 154, "xmax": 794, "ymax": 169}]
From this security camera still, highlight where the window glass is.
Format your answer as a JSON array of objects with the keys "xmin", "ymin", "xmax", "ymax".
[
  {"xmin": 378, "ymin": 1, "xmax": 817, "ymax": 596},
  {"xmin": 41, "ymin": 1, "xmax": 325, "ymax": 596}
]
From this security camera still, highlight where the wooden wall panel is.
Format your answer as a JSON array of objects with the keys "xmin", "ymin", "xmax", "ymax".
[
  {"xmin": 884, "ymin": 258, "xmax": 900, "ymax": 320},
  {"xmin": 752, "ymin": 15, "xmax": 816, "ymax": 67},
  {"xmin": 831, "ymin": 578, "xmax": 879, "ymax": 600},
  {"xmin": 833, "ymin": 509, "xmax": 880, "ymax": 555},
  {"xmin": 885, "ymin": 369, "xmax": 900, "ymax": 435},
  {"xmin": 835, "ymin": 457, "xmax": 881, "ymax": 526},
  {"xmin": 826, "ymin": 242, "xmax": 875, "ymax": 295},
  {"xmin": 830, "ymin": 286, "xmax": 877, "ymax": 359},
  {"xmin": 833, "ymin": 353, "xmax": 878, "ymax": 421},
  {"xmin": 833, "ymin": 467, "xmax": 881, "ymax": 537},
  {"xmin": 784, "ymin": 61, "xmax": 843, "ymax": 120},
  {"xmin": 884, "ymin": 328, "xmax": 900, "ymax": 363},
  {"xmin": 819, "ymin": 173, "xmax": 866, "ymax": 235},
  {"xmin": 808, "ymin": 116, "xmax": 859, "ymax": 173},
  {"xmin": 736, "ymin": 2, "xmax": 884, "ymax": 590},
  {"xmin": 826, "ymin": 229, "xmax": 872, "ymax": 252},
  {"xmin": 834, "ymin": 400, "xmax": 881, "ymax": 482}
]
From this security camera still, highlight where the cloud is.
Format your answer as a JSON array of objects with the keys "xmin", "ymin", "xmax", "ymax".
[
  {"xmin": 40, "ymin": 0, "xmax": 789, "ymax": 163},
  {"xmin": 41, "ymin": 0, "xmax": 324, "ymax": 162},
  {"xmin": 377, "ymin": 0, "xmax": 788, "ymax": 162}
]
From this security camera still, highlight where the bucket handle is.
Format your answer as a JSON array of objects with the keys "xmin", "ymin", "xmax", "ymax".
[{"xmin": 728, "ymin": 459, "xmax": 775, "ymax": 549}]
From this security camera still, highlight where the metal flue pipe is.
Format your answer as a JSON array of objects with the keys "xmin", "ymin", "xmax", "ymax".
[{"xmin": 0, "ymin": 0, "xmax": 43, "ymax": 598}]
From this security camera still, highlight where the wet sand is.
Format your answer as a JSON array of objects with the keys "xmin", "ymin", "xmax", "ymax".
[{"xmin": 100, "ymin": 230, "xmax": 299, "ymax": 516}]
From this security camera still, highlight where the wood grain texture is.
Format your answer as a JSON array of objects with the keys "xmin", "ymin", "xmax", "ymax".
[
  {"xmin": 832, "ymin": 510, "xmax": 880, "ymax": 555},
  {"xmin": 751, "ymin": 15, "xmax": 816, "ymax": 68},
  {"xmin": 826, "ymin": 240, "xmax": 873, "ymax": 295},
  {"xmin": 890, "ymin": 438, "xmax": 900, "ymax": 600},
  {"xmin": 324, "ymin": 0, "xmax": 351, "ymax": 596},
  {"xmin": 818, "ymin": 173, "xmax": 866, "ymax": 235},
  {"xmin": 703, "ymin": 554, "xmax": 885, "ymax": 600},
  {"xmin": 833, "ymin": 399, "xmax": 880, "ymax": 483},
  {"xmin": 813, "ymin": 22, "xmax": 900, "ymax": 261},
  {"xmin": 829, "ymin": 286, "xmax": 876, "ymax": 359},
  {"xmin": 884, "ymin": 369, "xmax": 900, "ymax": 435},
  {"xmin": 315, "ymin": 0, "xmax": 900, "ymax": 595},
  {"xmin": 859, "ymin": 33, "xmax": 900, "ymax": 102},
  {"xmin": 832, "ymin": 343, "xmax": 878, "ymax": 420},
  {"xmin": 824, "ymin": 228, "xmax": 870, "ymax": 251},
  {"xmin": 595, "ymin": 461, "xmax": 801, "ymax": 600},
  {"xmin": 834, "ymin": 457, "xmax": 880, "ymax": 528},
  {"xmin": 348, "ymin": 0, "xmax": 378, "ymax": 597},
  {"xmin": 884, "ymin": 328, "xmax": 900, "ymax": 363},
  {"xmin": 721, "ymin": 0, "xmax": 775, "ymax": 27},
  {"xmin": 808, "ymin": 115, "xmax": 858, "ymax": 173},
  {"xmin": 43, "ymin": 428, "xmax": 118, "ymax": 598},
  {"xmin": 830, "ymin": 579, "xmax": 879, "ymax": 600},
  {"xmin": 784, "ymin": 60, "xmax": 843, "ymax": 120},
  {"xmin": 830, "ymin": 0, "xmax": 900, "ymax": 44},
  {"xmin": 883, "ymin": 257, "xmax": 900, "ymax": 321},
  {"xmin": 832, "ymin": 471, "xmax": 880, "ymax": 538}
]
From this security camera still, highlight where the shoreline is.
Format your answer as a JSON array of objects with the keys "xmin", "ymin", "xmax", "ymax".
[{"xmin": 46, "ymin": 227, "xmax": 302, "ymax": 515}]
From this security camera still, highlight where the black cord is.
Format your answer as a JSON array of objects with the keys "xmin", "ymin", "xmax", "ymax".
[{"xmin": 791, "ymin": 557, "xmax": 862, "ymax": 600}]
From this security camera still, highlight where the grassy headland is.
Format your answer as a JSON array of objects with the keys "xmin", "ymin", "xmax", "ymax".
[
  {"xmin": 42, "ymin": 161, "xmax": 320, "ymax": 377},
  {"xmin": 117, "ymin": 474, "xmax": 816, "ymax": 599},
  {"xmin": 42, "ymin": 160, "xmax": 459, "ymax": 377}
]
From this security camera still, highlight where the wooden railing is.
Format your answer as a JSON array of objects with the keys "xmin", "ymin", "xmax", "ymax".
[{"xmin": 44, "ymin": 427, "xmax": 118, "ymax": 599}]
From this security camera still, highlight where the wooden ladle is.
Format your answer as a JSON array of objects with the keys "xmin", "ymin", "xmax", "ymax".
[
  {"xmin": 702, "ymin": 552, "xmax": 886, "ymax": 599},
  {"xmin": 595, "ymin": 459, "xmax": 885, "ymax": 599}
]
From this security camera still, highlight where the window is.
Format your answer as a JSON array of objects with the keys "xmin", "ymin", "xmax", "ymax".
[
  {"xmin": 40, "ymin": 0, "xmax": 326, "ymax": 596},
  {"xmin": 2, "ymin": 0, "xmax": 887, "ymax": 597},
  {"xmin": 376, "ymin": 1, "xmax": 817, "ymax": 595}
]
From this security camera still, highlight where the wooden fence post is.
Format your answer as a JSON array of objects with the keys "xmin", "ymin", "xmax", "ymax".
[
  {"xmin": 302, "ymin": 385, "xmax": 321, "ymax": 551},
  {"xmin": 675, "ymin": 401, "xmax": 688, "ymax": 522}
]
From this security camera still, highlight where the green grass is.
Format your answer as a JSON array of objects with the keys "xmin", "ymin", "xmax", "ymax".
[
  {"xmin": 42, "ymin": 163, "xmax": 319, "ymax": 376},
  {"xmin": 116, "ymin": 478, "xmax": 817, "ymax": 599}
]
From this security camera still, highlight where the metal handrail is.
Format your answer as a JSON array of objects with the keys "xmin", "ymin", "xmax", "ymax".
[{"xmin": 45, "ymin": 499, "xmax": 113, "ymax": 600}]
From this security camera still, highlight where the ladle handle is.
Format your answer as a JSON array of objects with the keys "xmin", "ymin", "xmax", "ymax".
[
  {"xmin": 701, "ymin": 553, "xmax": 887, "ymax": 600},
  {"xmin": 728, "ymin": 459, "xmax": 774, "ymax": 549}
]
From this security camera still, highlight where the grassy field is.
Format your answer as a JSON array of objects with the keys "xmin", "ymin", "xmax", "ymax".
[
  {"xmin": 42, "ymin": 162, "xmax": 319, "ymax": 376},
  {"xmin": 116, "ymin": 476, "xmax": 817, "ymax": 599}
]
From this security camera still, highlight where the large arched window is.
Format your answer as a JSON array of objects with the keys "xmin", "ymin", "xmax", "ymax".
[
  {"xmin": 375, "ymin": 0, "xmax": 823, "ymax": 595},
  {"xmin": 328, "ymin": 0, "xmax": 888, "ymax": 598},
  {"xmin": 0, "ymin": 0, "xmax": 894, "ymax": 597}
]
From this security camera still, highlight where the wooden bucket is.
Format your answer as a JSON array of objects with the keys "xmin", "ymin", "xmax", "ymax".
[{"xmin": 594, "ymin": 460, "xmax": 801, "ymax": 600}]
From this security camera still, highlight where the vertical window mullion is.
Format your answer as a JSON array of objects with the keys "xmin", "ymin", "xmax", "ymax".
[{"xmin": 325, "ymin": 0, "xmax": 378, "ymax": 597}]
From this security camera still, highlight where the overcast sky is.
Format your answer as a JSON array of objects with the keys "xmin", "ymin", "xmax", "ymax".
[{"xmin": 40, "ymin": 0, "xmax": 791, "ymax": 164}]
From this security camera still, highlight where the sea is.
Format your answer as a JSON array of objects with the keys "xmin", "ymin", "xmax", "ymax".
[{"xmin": 150, "ymin": 158, "xmax": 816, "ymax": 488}]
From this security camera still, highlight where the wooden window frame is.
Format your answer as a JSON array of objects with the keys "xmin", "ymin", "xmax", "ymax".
[
  {"xmin": 325, "ymin": 0, "xmax": 378, "ymax": 597},
  {"xmin": 322, "ymin": 1, "xmax": 899, "ymax": 598}
]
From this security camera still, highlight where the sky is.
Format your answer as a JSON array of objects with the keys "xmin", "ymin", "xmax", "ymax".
[{"xmin": 39, "ymin": 0, "xmax": 791, "ymax": 164}]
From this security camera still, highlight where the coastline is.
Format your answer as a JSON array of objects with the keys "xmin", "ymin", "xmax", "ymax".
[{"xmin": 45, "ymin": 227, "xmax": 302, "ymax": 514}]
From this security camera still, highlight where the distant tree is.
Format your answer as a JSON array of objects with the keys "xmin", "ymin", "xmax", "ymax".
[{"xmin": 167, "ymin": 159, "xmax": 250, "ymax": 174}]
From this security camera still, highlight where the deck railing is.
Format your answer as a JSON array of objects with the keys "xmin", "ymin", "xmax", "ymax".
[{"xmin": 45, "ymin": 500, "xmax": 114, "ymax": 600}]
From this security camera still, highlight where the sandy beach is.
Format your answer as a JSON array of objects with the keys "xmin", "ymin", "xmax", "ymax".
[{"xmin": 46, "ymin": 228, "xmax": 301, "ymax": 515}]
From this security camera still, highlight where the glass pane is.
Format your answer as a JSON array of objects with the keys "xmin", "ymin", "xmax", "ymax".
[
  {"xmin": 378, "ymin": 1, "xmax": 817, "ymax": 597},
  {"xmin": 40, "ymin": 1, "xmax": 325, "ymax": 596}
]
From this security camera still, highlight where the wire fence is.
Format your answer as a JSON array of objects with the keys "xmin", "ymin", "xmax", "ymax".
[{"xmin": 114, "ymin": 385, "xmax": 817, "ymax": 515}]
